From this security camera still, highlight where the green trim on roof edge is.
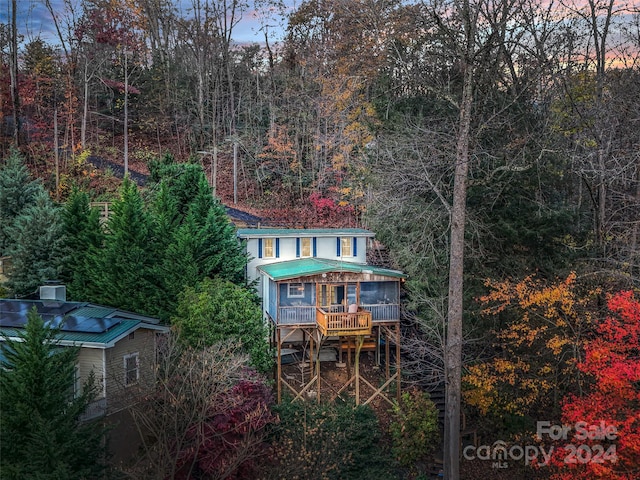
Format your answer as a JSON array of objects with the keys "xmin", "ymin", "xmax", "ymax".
[
  {"xmin": 257, "ymin": 258, "xmax": 406, "ymax": 281},
  {"xmin": 237, "ymin": 228, "xmax": 374, "ymax": 238}
]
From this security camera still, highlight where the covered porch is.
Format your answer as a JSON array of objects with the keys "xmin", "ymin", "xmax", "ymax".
[
  {"xmin": 258, "ymin": 258, "xmax": 405, "ymax": 405},
  {"xmin": 259, "ymin": 257, "xmax": 405, "ymax": 329}
]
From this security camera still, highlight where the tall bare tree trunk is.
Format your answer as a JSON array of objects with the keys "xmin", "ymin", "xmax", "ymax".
[
  {"xmin": 9, "ymin": 0, "xmax": 21, "ymax": 146},
  {"xmin": 444, "ymin": 1, "xmax": 475, "ymax": 477},
  {"xmin": 124, "ymin": 51, "xmax": 129, "ymax": 175},
  {"xmin": 81, "ymin": 61, "xmax": 89, "ymax": 149}
]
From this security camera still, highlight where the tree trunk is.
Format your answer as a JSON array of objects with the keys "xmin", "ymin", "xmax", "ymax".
[
  {"xmin": 82, "ymin": 61, "xmax": 89, "ymax": 149},
  {"xmin": 10, "ymin": 0, "xmax": 21, "ymax": 146},
  {"xmin": 124, "ymin": 51, "xmax": 129, "ymax": 175},
  {"xmin": 444, "ymin": 2, "xmax": 475, "ymax": 477}
]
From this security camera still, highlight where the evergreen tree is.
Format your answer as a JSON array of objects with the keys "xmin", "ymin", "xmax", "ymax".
[
  {"xmin": 147, "ymin": 155, "xmax": 203, "ymax": 218},
  {"xmin": 88, "ymin": 177, "xmax": 156, "ymax": 314},
  {"xmin": 0, "ymin": 308, "xmax": 106, "ymax": 479},
  {"xmin": 60, "ymin": 189, "xmax": 104, "ymax": 300},
  {"xmin": 5, "ymin": 190, "xmax": 66, "ymax": 296},
  {"xmin": 184, "ymin": 174, "xmax": 246, "ymax": 284},
  {"xmin": 0, "ymin": 148, "xmax": 43, "ymax": 254},
  {"xmin": 148, "ymin": 160, "xmax": 247, "ymax": 318}
]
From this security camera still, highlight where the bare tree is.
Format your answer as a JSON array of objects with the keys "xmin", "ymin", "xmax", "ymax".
[
  {"xmin": 124, "ymin": 336, "xmax": 275, "ymax": 480},
  {"xmin": 9, "ymin": 0, "xmax": 20, "ymax": 146},
  {"xmin": 367, "ymin": 0, "xmax": 580, "ymax": 476}
]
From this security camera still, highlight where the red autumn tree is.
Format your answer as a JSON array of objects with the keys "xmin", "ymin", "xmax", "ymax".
[
  {"xmin": 126, "ymin": 340, "xmax": 276, "ymax": 480},
  {"xmin": 551, "ymin": 290, "xmax": 640, "ymax": 479}
]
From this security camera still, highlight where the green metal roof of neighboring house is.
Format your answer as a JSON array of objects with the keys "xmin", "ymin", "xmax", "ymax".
[
  {"xmin": 72, "ymin": 305, "xmax": 117, "ymax": 318},
  {"xmin": 257, "ymin": 258, "xmax": 406, "ymax": 281},
  {"xmin": 237, "ymin": 228, "xmax": 375, "ymax": 238},
  {"xmin": 0, "ymin": 299, "xmax": 169, "ymax": 350},
  {"xmin": 0, "ymin": 319, "xmax": 168, "ymax": 349}
]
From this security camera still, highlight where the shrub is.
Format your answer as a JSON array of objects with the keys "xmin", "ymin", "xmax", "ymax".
[
  {"xmin": 260, "ymin": 400, "xmax": 396, "ymax": 479},
  {"xmin": 390, "ymin": 387, "xmax": 440, "ymax": 468}
]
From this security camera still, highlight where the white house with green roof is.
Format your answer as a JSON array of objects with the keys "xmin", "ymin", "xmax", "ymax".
[
  {"xmin": 238, "ymin": 228, "xmax": 374, "ymax": 285},
  {"xmin": 0, "ymin": 294, "xmax": 169, "ymax": 420},
  {"xmin": 237, "ymin": 228, "xmax": 405, "ymax": 405}
]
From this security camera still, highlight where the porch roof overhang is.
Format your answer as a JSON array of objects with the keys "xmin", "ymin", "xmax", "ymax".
[{"xmin": 257, "ymin": 258, "xmax": 406, "ymax": 281}]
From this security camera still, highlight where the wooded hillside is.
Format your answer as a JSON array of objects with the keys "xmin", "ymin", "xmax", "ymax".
[{"xmin": 2, "ymin": 0, "xmax": 640, "ymax": 478}]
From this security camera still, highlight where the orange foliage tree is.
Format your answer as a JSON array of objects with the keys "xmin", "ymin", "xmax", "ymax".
[
  {"xmin": 549, "ymin": 290, "xmax": 640, "ymax": 480},
  {"xmin": 464, "ymin": 273, "xmax": 603, "ymax": 424}
]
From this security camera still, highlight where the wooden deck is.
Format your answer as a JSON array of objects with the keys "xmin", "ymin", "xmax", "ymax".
[{"xmin": 315, "ymin": 308, "xmax": 372, "ymax": 336}]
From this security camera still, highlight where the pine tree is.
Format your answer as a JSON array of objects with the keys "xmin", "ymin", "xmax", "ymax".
[
  {"xmin": 148, "ymin": 160, "xmax": 247, "ymax": 318},
  {"xmin": 184, "ymin": 173, "xmax": 246, "ymax": 284},
  {"xmin": 88, "ymin": 177, "xmax": 156, "ymax": 314},
  {"xmin": 61, "ymin": 189, "xmax": 104, "ymax": 300},
  {"xmin": 0, "ymin": 308, "xmax": 106, "ymax": 479},
  {"xmin": 0, "ymin": 148, "xmax": 43, "ymax": 254},
  {"xmin": 5, "ymin": 190, "xmax": 66, "ymax": 296}
]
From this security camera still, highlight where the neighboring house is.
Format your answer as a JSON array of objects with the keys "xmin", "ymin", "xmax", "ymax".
[
  {"xmin": 237, "ymin": 228, "xmax": 405, "ymax": 405},
  {"xmin": 0, "ymin": 285, "xmax": 169, "ymax": 421}
]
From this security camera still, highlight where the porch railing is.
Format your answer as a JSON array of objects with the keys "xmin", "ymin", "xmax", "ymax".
[
  {"xmin": 316, "ymin": 308, "xmax": 372, "ymax": 336},
  {"xmin": 278, "ymin": 306, "xmax": 316, "ymax": 325},
  {"xmin": 277, "ymin": 304, "xmax": 400, "ymax": 325},
  {"xmin": 361, "ymin": 303, "xmax": 400, "ymax": 321},
  {"xmin": 80, "ymin": 397, "xmax": 107, "ymax": 422}
]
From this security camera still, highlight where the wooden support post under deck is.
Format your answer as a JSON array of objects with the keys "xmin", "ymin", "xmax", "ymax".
[
  {"xmin": 385, "ymin": 328, "xmax": 390, "ymax": 380},
  {"xmin": 396, "ymin": 324, "xmax": 401, "ymax": 403},
  {"xmin": 316, "ymin": 332, "xmax": 321, "ymax": 403},
  {"xmin": 376, "ymin": 326, "xmax": 381, "ymax": 366},
  {"xmin": 346, "ymin": 339, "xmax": 352, "ymax": 380},
  {"xmin": 355, "ymin": 336, "xmax": 364, "ymax": 405},
  {"xmin": 277, "ymin": 328, "xmax": 282, "ymax": 403}
]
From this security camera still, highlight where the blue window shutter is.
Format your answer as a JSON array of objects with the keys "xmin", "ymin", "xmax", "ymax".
[
  {"xmin": 296, "ymin": 238, "xmax": 300, "ymax": 258},
  {"xmin": 313, "ymin": 237, "xmax": 317, "ymax": 257},
  {"xmin": 275, "ymin": 238, "xmax": 280, "ymax": 258},
  {"xmin": 336, "ymin": 237, "xmax": 341, "ymax": 257},
  {"xmin": 258, "ymin": 238, "xmax": 263, "ymax": 258},
  {"xmin": 353, "ymin": 237, "xmax": 357, "ymax": 256}
]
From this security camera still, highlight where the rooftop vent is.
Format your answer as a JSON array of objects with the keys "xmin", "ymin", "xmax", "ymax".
[{"xmin": 39, "ymin": 281, "xmax": 66, "ymax": 302}]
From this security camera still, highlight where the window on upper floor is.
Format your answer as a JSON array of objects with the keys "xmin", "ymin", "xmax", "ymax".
[
  {"xmin": 259, "ymin": 238, "xmax": 279, "ymax": 258},
  {"xmin": 338, "ymin": 237, "xmax": 357, "ymax": 257},
  {"xmin": 296, "ymin": 238, "xmax": 315, "ymax": 258},
  {"xmin": 264, "ymin": 238, "xmax": 274, "ymax": 258}
]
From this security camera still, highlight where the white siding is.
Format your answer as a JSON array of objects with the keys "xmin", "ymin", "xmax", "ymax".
[{"xmin": 245, "ymin": 234, "xmax": 369, "ymax": 287}]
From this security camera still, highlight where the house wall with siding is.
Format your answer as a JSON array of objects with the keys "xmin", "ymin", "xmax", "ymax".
[
  {"xmin": 104, "ymin": 328, "xmax": 158, "ymax": 413},
  {"xmin": 77, "ymin": 347, "xmax": 105, "ymax": 398},
  {"xmin": 245, "ymin": 235, "xmax": 368, "ymax": 287}
]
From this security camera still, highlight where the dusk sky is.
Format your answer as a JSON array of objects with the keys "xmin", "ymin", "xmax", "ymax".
[
  {"xmin": 2, "ymin": 0, "xmax": 292, "ymax": 47},
  {"xmin": 3, "ymin": 0, "xmax": 640, "ymax": 52}
]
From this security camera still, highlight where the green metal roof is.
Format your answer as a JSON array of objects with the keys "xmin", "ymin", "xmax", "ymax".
[
  {"xmin": 237, "ymin": 228, "xmax": 375, "ymax": 238},
  {"xmin": 0, "ymin": 319, "xmax": 167, "ymax": 348},
  {"xmin": 258, "ymin": 258, "xmax": 406, "ymax": 281},
  {"xmin": 72, "ymin": 305, "xmax": 117, "ymax": 318},
  {"xmin": 0, "ymin": 298, "xmax": 168, "ymax": 349}
]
